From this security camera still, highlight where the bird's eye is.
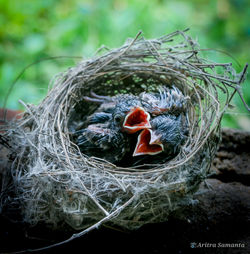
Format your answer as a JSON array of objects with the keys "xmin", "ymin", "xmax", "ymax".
[{"xmin": 114, "ymin": 114, "xmax": 122, "ymax": 123}]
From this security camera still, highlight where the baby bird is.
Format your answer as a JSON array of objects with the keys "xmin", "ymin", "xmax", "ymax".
[
  {"xmin": 132, "ymin": 86, "xmax": 189, "ymax": 164},
  {"xmin": 75, "ymin": 121, "xmax": 129, "ymax": 163},
  {"xmin": 83, "ymin": 91, "xmax": 151, "ymax": 133},
  {"xmin": 133, "ymin": 114, "xmax": 188, "ymax": 159},
  {"xmin": 75, "ymin": 91, "xmax": 151, "ymax": 164}
]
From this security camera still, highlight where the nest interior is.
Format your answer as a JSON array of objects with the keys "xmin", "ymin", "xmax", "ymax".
[{"xmin": 1, "ymin": 29, "xmax": 246, "ymax": 234}]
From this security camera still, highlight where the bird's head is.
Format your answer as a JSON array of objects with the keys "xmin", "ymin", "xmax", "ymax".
[
  {"xmin": 133, "ymin": 114, "xmax": 188, "ymax": 157},
  {"xmin": 112, "ymin": 97, "xmax": 151, "ymax": 134}
]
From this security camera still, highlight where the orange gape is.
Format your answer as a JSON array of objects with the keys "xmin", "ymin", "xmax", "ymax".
[{"xmin": 0, "ymin": 108, "xmax": 23, "ymax": 124}]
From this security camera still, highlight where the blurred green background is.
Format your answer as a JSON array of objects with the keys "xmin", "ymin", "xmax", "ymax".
[{"xmin": 0, "ymin": 0, "xmax": 249, "ymax": 130}]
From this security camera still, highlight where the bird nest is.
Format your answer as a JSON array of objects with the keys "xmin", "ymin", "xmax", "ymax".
[{"xmin": 1, "ymin": 29, "xmax": 247, "ymax": 238}]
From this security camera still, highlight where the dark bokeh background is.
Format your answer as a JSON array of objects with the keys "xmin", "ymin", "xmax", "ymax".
[{"xmin": 0, "ymin": 0, "xmax": 249, "ymax": 129}]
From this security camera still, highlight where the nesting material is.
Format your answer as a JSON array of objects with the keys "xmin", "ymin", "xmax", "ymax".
[{"xmin": 1, "ymin": 29, "xmax": 247, "ymax": 232}]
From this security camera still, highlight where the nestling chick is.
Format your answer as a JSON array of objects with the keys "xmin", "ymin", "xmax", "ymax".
[
  {"xmin": 75, "ymin": 121, "xmax": 129, "ymax": 163},
  {"xmin": 75, "ymin": 91, "xmax": 151, "ymax": 164},
  {"xmin": 132, "ymin": 86, "xmax": 189, "ymax": 164},
  {"xmin": 133, "ymin": 114, "xmax": 188, "ymax": 158}
]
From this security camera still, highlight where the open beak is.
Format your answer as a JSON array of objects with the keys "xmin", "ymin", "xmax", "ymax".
[
  {"xmin": 123, "ymin": 107, "xmax": 151, "ymax": 134},
  {"xmin": 133, "ymin": 129, "xmax": 164, "ymax": 156}
]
